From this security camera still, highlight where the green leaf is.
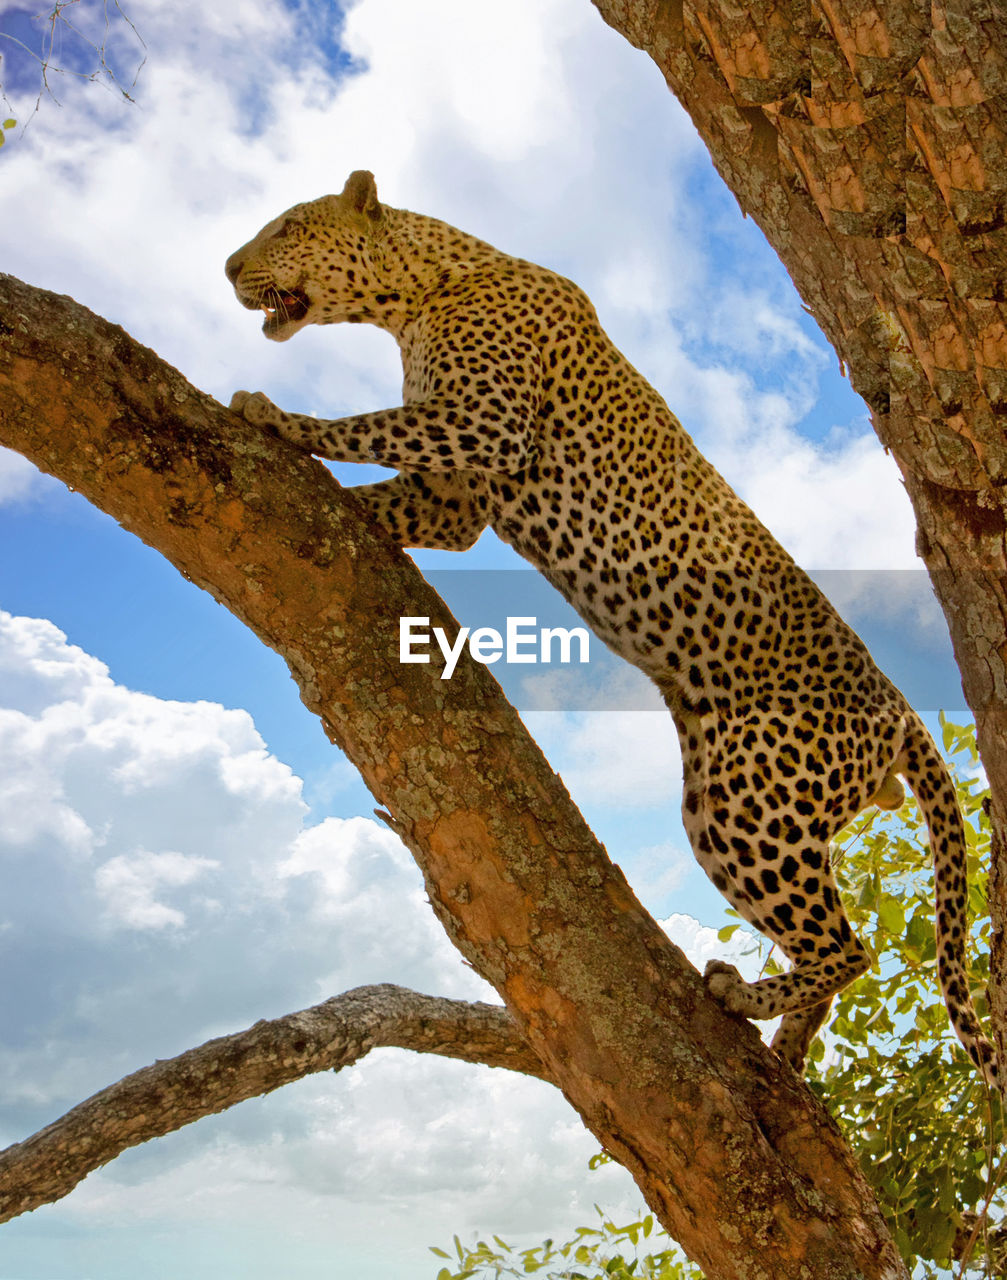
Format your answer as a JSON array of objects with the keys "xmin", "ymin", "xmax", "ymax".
[
  {"xmin": 878, "ymin": 894, "xmax": 905, "ymax": 935},
  {"xmin": 717, "ymin": 923, "xmax": 739, "ymax": 942},
  {"xmin": 937, "ymin": 1165, "xmax": 955, "ymax": 1215},
  {"xmin": 905, "ymin": 912, "xmax": 930, "ymax": 949},
  {"xmin": 2, "ymin": 118, "xmax": 14, "ymax": 129}
]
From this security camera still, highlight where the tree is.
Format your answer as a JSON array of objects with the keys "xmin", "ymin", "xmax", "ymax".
[{"xmin": 0, "ymin": 2, "xmax": 1004, "ymax": 1277}]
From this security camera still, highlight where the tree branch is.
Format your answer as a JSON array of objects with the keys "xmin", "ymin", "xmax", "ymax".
[
  {"xmin": 0, "ymin": 985, "xmax": 547, "ymax": 1224},
  {"xmin": 0, "ymin": 273, "xmax": 907, "ymax": 1280}
]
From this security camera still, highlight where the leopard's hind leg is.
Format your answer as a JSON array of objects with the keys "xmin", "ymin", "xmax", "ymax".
[
  {"xmin": 688, "ymin": 807, "xmax": 872, "ymax": 1059},
  {"xmin": 681, "ymin": 715, "xmax": 877, "ymax": 1070}
]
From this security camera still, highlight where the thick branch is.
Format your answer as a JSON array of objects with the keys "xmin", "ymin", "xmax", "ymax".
[
  {"xmin": 0, "ymin": 274, "xmax": 907, "ymax": 1280},
  {"xmin": 0, "ymin": 985, "xmax": 546, "ymax": 1224}
]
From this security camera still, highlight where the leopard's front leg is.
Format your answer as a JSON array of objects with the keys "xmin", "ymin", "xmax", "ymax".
[
  {"xmin": 230, "ymin": 395, "xmax": 492, "ymax": 549},
  {"xmin": 230, "ymin": 333, "xmax": 542, "ymax": 475},
  {"xmin": 230, "ymin": 387, "xmax": 537, "ymax": 473},
  {"xmin": 230, "ymin": 390, "xmax": 338, "ymax": 453}
]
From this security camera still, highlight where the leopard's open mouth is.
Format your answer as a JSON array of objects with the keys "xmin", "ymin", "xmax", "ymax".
[{"xmin": 260, "ymin": 286, "xmax": 310, "ymax": 337}]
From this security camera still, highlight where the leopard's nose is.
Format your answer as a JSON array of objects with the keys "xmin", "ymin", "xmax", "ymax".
[{"xmin": 224, "ymin": 253, "xmax": 243, "ymax": 285}]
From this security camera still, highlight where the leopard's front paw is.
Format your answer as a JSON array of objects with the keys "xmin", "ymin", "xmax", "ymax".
[
  {"xmin": 229, "ymin": 389, "xmax": 281, "ymax": 429},
  {"xmin": 704, "ymin": 959, "xmax": 746, "ymax": 1011}
]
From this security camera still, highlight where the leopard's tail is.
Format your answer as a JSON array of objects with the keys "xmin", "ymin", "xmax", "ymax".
[{"xmin": 901, "ymin": 714, "xmax": 999, "ymax": 1090}]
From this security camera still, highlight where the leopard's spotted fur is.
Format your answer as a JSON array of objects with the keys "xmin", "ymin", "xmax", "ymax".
[{"xmin": 226, "ymin": 170, "xmax": 997, "ymax": 1082}]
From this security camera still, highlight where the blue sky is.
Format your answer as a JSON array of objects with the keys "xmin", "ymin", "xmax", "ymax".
[{"xmin": 0, "ymin": 0, "xmax": 967, "ymax": 1276}]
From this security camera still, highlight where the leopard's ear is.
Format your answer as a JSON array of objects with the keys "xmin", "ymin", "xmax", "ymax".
[{"xmin": 342, "ymin": 170, "xmax": 382, "ymax": 222}]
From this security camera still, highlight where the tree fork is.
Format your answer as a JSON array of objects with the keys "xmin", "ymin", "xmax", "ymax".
[{"xmin": 0, "ymin": 273, "xmax": 906, "ymax": 1278}]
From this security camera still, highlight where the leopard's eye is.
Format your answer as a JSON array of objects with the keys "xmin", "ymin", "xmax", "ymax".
[{"xmin": 272, "ymin": 219, "xmax": 300, "ymax": 241}]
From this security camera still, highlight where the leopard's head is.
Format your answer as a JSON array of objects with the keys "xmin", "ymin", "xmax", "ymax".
[{"xmin": 225, "ymin": 170, "xmax": 387, "ymax": 341}]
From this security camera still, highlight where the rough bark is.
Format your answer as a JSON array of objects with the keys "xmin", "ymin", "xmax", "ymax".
[
  {"xmin": 0, "ymin": 985, "xmax": 547, "ymax": 1223},
  {"xmin": 589, "ymin": 0, "xmax": 1007, "ymax": 1080},
  {"xmin": 0, "ymin": 273, "xmax": 907, "ymax": 1279}
]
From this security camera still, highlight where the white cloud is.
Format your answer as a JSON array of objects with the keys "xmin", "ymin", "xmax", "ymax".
[
  {"xmin": 704, "ymin": 287, "xmax": 824, "ymax": 366},
  {"xmin": 65, "ymin": 1057, "xmax": 641, "ymax": 1267},
  {"xmin": 662, "ymin": 911, "xmax": 767, "ymax": 982},
  {"xmin": 0, "ymin": 612, "xmax": 107, "ymax": 708},
  {"xmin": 525, "ymin": 707, "xmax": 681, "ymax": 809},
  {"xmin": 813, "ymin": 567, "xmax": 951, "ymax": 641},
  {"xmin": 340, "ymin": 0, "xmax": 575, "ymax": 164},
  {"xmin": 0, "ymin": 609, "xmax": 477, "ymax": 1079},
  {"xmin": 734, "ymin": 426, "xmax": 918, "ymax": 569},
  {"xmin": 624, "ymin": 840, "xmax": 690, "ymax": 905},
  {"xmin": 95, "ymin": 850, "xmax": 220, "ymax": 930},
  {"xmin": 276, "ymin": 815, "xmax": 490, "ymax": 1001},
  {"xmin": 0, "ymin": 608, "xmax": 651, "ymax": 1268},
  {"xmin": 0, "ymin": 448, "xmax": 44, "ymax": 503}
]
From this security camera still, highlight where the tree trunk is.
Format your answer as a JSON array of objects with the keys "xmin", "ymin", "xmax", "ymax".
[
  {"xmin": 0, "ymin": 273, "xmax": 907, "ymax": 1279},
  {"xmin": 589, "ymin": 0, "xmax": 1007, "ymax": 1071}
]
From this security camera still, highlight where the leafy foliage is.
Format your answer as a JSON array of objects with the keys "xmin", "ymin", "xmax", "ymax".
[
  {"xmin": 429, "ymin": 1209, "xmax": 702, "ymax": 1280},
  {"xmin": 432, "ymin": 720, "xmax": 1004, "ymax": 1279},
  {"xmin": 802, "ymin": 715, "xmax": 1004, "ymax": 1276}
]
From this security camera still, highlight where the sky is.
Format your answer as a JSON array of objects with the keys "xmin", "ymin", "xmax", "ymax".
[{"xmin": 0, "ymin": 0, "xmax": 971, "ymax": 1277}]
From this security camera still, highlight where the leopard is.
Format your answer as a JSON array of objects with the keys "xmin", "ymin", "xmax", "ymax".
[{"xmin": 226, "ymin": 169, "xmax": 998, "ymax": 1085}]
